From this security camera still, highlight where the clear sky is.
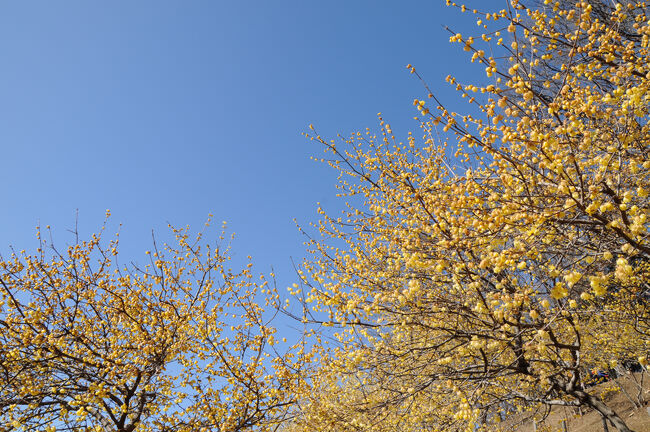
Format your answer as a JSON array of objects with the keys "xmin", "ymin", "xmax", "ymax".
[{"xmin": 0, "ymin": 1, "xmax": 480, "ymax": 284}]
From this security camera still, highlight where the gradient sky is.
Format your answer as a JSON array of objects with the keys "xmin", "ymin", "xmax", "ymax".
[{"xmin": 0, "ymin": 1, "xmax": 482, "ymax": 285}]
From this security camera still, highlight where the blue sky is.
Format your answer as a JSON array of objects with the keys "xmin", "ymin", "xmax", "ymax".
[{"xmin": 0, "ymin": 1, "xmax": 480, "ymax": 284}]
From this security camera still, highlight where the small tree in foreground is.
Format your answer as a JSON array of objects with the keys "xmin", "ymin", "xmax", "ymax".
[
  {"xmin": 292, "ymin": 1, "xmax": 650, "ymax": 431},
  {"xmin": 0, "ymin": 220, "xmax": 306, "ymax": 432}
]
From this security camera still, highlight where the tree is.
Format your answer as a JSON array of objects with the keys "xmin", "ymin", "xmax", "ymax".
[
  {"xmin": 293, "ymin": 1, "xmax": 650, "ymax": 431},
  {"xmin": 0, "ymin": 219, "xmax": 307, "ymax": 432}
]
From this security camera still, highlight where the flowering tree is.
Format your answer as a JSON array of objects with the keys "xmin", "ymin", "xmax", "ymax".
[
  {"xmin": 0, "ymin": 220, "xmax": 306, "ymax": 432},
  {"xmin": 292, "ymin": 1, "xmax": 650, "ymax": 431}
]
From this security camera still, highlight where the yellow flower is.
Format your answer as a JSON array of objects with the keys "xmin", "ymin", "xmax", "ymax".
[
  {"xmin": 564, "ymin": 271, "xmax": 582, "ymax": 287},
  {"xmin": 590, "ymin": 276, "xmax": 607, "ymax": 296},
  {"xmin": 550, "ymin": 282, "xmax": 568, "ymax": 299}
]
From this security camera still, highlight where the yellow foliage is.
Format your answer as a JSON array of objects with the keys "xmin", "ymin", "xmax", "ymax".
[
  {"xmin": 293, "ymin": 1, "xmax": 650, "ymax": 431},
  {"xmin": 0, "ymin": 220, "xmax": 307, "ymax": 431}
]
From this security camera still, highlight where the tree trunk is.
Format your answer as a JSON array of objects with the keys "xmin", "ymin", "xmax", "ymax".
[
  {"xmin": 568, "ymin": 388, "xmax": 634, "ymax": 432},
  {"xmin": 551, "ymin": 379, "xmax": 635, "ymax": 432}
]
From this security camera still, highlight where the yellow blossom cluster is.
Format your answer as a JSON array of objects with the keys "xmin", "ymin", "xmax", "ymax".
[
  {"xmin": 292, "ymin": 2, "xmax": 650, "ymax": 431},
  {"xmin": 0, "ymin": 220, "xmax": 308, "ymax": 431}
]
